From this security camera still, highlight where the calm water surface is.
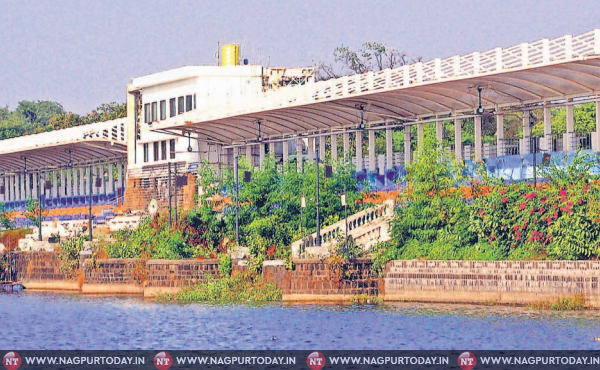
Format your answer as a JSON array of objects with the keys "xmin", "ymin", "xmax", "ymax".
[{"xmin": 1, "ymin": 292, "xmax": 600, "ymax": 350}]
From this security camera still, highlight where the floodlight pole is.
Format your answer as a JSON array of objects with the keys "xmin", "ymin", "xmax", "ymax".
[
  {"xmin": 344, "ymin": 184, "xmax": 348, "ymax": 238},
  {"xmin": 315, "ymin": 147, "xmax": 321, "ymax": 246},
  {"xmin": 174, "ymin": 163, "xmax": 178, "ymax": 225},
  {"xmin": 89, "ymin": 165, "xmax": 93, "ymax": 241},
  {"xmin": 234, "ymin": 155, "xmax": 240, "ymax": 245},
  {"xmin": 38, "ymin": 173, "xmax": 42, "ymax": 242}
]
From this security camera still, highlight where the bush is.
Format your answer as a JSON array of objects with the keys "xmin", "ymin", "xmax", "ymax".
[{"xmin": 56, "ymin": 233, "xmax": 87, "ymax": 278}]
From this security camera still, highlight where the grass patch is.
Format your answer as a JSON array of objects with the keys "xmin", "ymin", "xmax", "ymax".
[
  {"xmin": 159, "ymin": 272, "xmax": 282, "ymax": 303},
  {"xmin": 350, "ymin": 294, "xmax": 382, "ymax": 304},
  {"xmin": 527, "ymin": 294, "xmax": 587, "ymax": 310}
]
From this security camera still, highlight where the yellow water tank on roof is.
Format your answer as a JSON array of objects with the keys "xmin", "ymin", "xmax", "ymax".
[{"xmin": 222, "ymin": 44, "xmax": 240, "ymax": 66}]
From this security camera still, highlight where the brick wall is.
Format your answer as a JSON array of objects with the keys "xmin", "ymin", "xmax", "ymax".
[
  {"xmin": 385, "ymin": 260, "xmax": 600, "ymax": 307},
  {"xmin": 263, "ymin": 259, "xmax": 379, "ymax": 299},
  {"xmin": 2, "ymin": 251, "xmax": 70, "ymax": 282},
  {"xmin": 84, "ymin": 258, "xmax": 141, "ymax": 285},
  {"xmin": 124, "ymin": 173, "xmax": 197, "ymax": 212},
  {"xmin": 146, "ymin": 259, "xmax": 219, "ymax": 288}
]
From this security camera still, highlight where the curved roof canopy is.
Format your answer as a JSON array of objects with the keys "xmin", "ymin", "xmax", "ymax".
[
  {"xmin": 0, "ymin": 119, "xmax": 127, "ymax": 174},
  {"xmin": 149, "ymin": 29, "xmax": 600, "ymax": 146}
]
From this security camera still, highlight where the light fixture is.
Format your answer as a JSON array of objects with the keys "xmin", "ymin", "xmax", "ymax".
[
  {"xmin": 187, "ymin": 132, "xmax": 193, "ymax": 152},
  {"xmin": 356, "ymin": 104, "xmax": 366, "ymax": 130},
  {"xmin": 476, "ymin": 87, "xmax": 485, "ymax": 115},
  {"xmin": 257, "ymin": 120, "xmax": 263, "ymax": 142}
]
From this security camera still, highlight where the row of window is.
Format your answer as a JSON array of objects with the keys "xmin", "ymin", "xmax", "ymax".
[
  {"xmin": 143, "ymin": 139, "xmax": 176, "ymax": 163},
  {"xmin": 144, "ymin": 94, "xmax": 196, "ymax": 123}
]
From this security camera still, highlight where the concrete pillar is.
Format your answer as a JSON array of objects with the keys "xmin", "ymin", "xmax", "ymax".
[
  {"xmin": 566, "ymin": 103, "xmax": 574, "ymax": 151},
  {"xmin": 25, "ymin": 173, "xmax": 30, "ymax": 199},
  {"xmin": 318, "ymin": 135, "xmax": 325, "ymax": 161},
  {"xmin": 245, "ymin": 145, "xmax": 252, "ymax": 167},
  {"xmin": 436, "ymin": 120, "xmax": 443, "ymax": 144},
  {"xmin": 107, "ymin": 164, "xmax": 114, "ymax": 194},
  {"xmin": 32, "ymin": 173, "xmax": 37, "ymax": 198},
  {"xmin": 356, "ymin": 132, "xmax": 363, "ymax": 172},
  {"xmin": 59, "ymin": 170, "xmax": 65, "ymax": 198},
  {"xmin": 52, "ymin": 171, "xmax": 58, "ymax": 198},
  {"xmin": 66, "ymin": 169, "xmax": 72, "ymax": 196},
  {"xmin": 404, "ymin": 126, "xmax": 411, "ymax": 165},
  {"xmin": 0, "ymin": 178, "xmax": 4, "ymax": 203},
  {"xmin": 126, "ymin": 84, "xmax": 137, "ymax": 167},
  {"xmin": 259, "ymin": 143, "xmax": 265, "ymax": 167},
  {"xmin": 296, "ymin": 138, "xmax": 303, "ymax": 172},
  {"xmin": 79, "ymin": 167, "xmax": 85, "ymax": 196},
  {"xmin": 595, "ymin": 101, "xmax": 600, "ymax": 152},
  {"xmin": 17, "ymin": 174, "xmax": 23, "ymax": 201},
  {"xmin": 544, "ymin": 107, "xmax": 552, "ymax": 151},
  {"xmin": 282, "ymin": 141, "xmax": 289, "ymax": 164},
  {"xmin": 455, "ymin": 118, "xmax": 462, "ymax": 161},
  {"xmin": 417, "ymin": 122, "xmax": 424, "ymax": 148},
  {"xmin": 496, "ymin": 114, "xmax": 504, "ymax": 157},
  {"xmin": 343, "ymin": 132, "xmax": 350, "ymax": 160},
  {"xmin": 117, "ymin": 164, "xmax": 123, "ymax": 192},
  {"xmin": 522, "ymin": 112, "xmax": 531, "ymax": 154},
  {"xmin": 386, "ymin": 128, "xmax": 393, "ymax": 170},
  {"xmin": 331, "ymin": 134, "xmax": 337, "ymax": 162},
  {"xmin": 368, "ymin": 129, "xmax": 376, "ymax": 172},
  {"xmin": 8, "ymin": 176, "xmax": 13, "ymax": 201},
  {"xmin": 474, "ymin": 116, "xmax": 482, "ymax": 161},
  {"xmin": 308, "ymin": 137, "xmax": 315, "ymax": 162}
]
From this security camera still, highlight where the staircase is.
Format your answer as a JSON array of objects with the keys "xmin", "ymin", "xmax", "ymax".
[{"xmin": 291, "ymin": 200, "xmax": 394, "ymax": 258}]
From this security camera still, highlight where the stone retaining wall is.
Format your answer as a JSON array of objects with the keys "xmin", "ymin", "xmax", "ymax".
[
  {"xmin": 144, "ymin": 259, "xmax": 220, "ymax": 297},
  {"xmin": 1, "ymin": 251, "xmax": 79, "ymax": 290},
  {"xmin": 385, "ymin": 260, "xmax": 600, "ymax": 307},
  {"xmin": 83, "ymin": 258, "xmax": 143, "ymax": 294}
]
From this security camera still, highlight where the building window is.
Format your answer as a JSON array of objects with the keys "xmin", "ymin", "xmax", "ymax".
[
  {"xmin": 161, "ymin": 141, "xmax": 167, "ymax": 160},
  {"xmin": 178, "ymin": 96, "xmax": 184, "ymax": 114},
  {"xmin": 144, "ymin": 103, "xmax": 150, "ymax": 123},
  {"xmin": 186, "ymin": 95, "xmax": 193, "ymax": 112},
  {"xmin": 170, "ymin": 139, "xmax": 176, "ymax": 159},
  {"xmin": 153, "ymin": 142, "xmax": 159, "ymax": 161},
  {"xmin": 143, "ymin": 143, "xmax": 149, "ymax": 163},
  {"xmin": 169, "ymin": 98, "xmax": 176, "ymax": 117},
  {"xmin": 160, "ymin": 100, "xmax": 166, "ymax": 120},
  {"xmin": 151, "ymin": 102, "xmax": 158, "ymax": 121}
]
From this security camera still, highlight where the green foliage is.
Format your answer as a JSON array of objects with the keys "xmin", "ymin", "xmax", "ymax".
[
  {"xmin": 218, "ymin": 254, "xmax": 232, "ymax": 278},
  {"xmin": 527, "ymin": 294, "xmax": 587, "ymax": 310},
  {"xmin": 0, "ymin": 203, "xmax": 14, "ymax": 230},
  {"xmin": 160, "ymin": 272, "xmax": 282, "ymax": 302},
  {"xmin": 330, "ymin": 235, "xmax": 362, "ymax": 260},
  {"xmin": 56, "ymin": 233, "xmax": 88, "ymax": 278}
]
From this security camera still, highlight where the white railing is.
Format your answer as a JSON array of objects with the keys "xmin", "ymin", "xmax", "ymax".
[
  {"xmin": 194, "ymin": 29, "xmax": 600, "ymax": 122},
  {"xmin": 0, "ymin": 118, "xmax": 127, "ymax": 154}
]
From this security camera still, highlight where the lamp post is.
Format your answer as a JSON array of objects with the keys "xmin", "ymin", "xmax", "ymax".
[
  {"xmin": 88, "ymin": 165, "xmax": 93, "ymax": 241},
  {"xmin": 234, "ymin": 155, "xmax": 239, "ymax": 246},
  {"xmin": 315, "ymin": 147, "xmax": 321, "ymax": 246},
  {"xmin": 343, "ymin": 184, "xmax": 348, "ymax": 238},
  {"xmin": 37, "ymin": 172, "xmax": 42, "ymax": 242},
  {"xmin": 168, "ymin": 162, "xmax": 172, "ymax": 228}
]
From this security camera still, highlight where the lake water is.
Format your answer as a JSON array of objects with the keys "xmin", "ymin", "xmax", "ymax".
[{"xmin": 1, "ymin": 292, "xmax": 600, "ymax": 350}]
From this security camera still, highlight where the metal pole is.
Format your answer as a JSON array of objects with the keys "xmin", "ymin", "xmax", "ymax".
[
  {"xmin": 234, "ymin": 155, "xmax": 239, "ymax": 245},
  {"xmin": 89, "ymin": 165, "xmax": 92, "ymax": 241},
  {"xmin": 316, "ymin": 147, "xmax": 321, "ymax": 246},
  {"xmin": 174, "ymin": 164, "xmax": 178, "ymax": 224},
  {"xmin": 168, "ymin": 162, "xmax": 172, "ymax": 228},
  {"xmin": 344, "ymin": 184, "xmax": 348, "ymax": 238},
  {"xmin": 533, "ymin": 137, "xmax": 537, "ymax": 188},
  {"xmin": 38, "ymin": 173, "xmax": 42, "ymax": 242}
]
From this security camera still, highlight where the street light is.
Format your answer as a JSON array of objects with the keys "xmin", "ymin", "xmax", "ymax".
[
  {"xmin": 234, "ymin": 155, "xmax": 239, "ymax": 246},
  {"xmin": 315, "ymin": 147, "xmax": 321, "ymax": 246}
]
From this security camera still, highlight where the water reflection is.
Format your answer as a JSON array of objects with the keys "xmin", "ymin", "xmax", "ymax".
[{"xmin": 1, "ymin": 292, "xmax": 599, "ymax": 350}]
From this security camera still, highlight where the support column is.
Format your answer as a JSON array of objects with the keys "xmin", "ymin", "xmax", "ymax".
[
  {"xmin": 32, "ymin": 173, "xmax": 37, "ymax": 199},
  {"xmin": 404, "ymin": 126, "xmax": 411, "ymax": 165},
  {"xmin": 356, "ymin": 132, "xmax": 363, "ymax": 172},
  {"xmin": 52, "ymin": 171, "xmax": 58, "ymax": 198},
  {"xmin": 117, "ymin": 164, "xmax": 123, "ymax": 192},
  {"xmin": 60, "ymin": 170, "xmax": 65, "ymax": 199},
  {"xmin": 417, "ymin": 122, "xmax": 424, "ymax": 149},
  {"xmin": 455, "ymin": 118, "xmax": 462, "ymax": 161},
  {"xmin": 522, "ymin": 112, "xmax": 531, "ymax": 154},
  {"xmin": 436, "ymin": 120, "xmax": 443, "ymax": 145},
  {"xmin": 245, "ymin": 145, "xmax": 252, "ymax": 167},
  {"xmin": 25, "ymin": 173, "xmax": 30, "ymax": 200},
  {"xmin": 595, "ymin": 100, "xmax": 600, "ymax": 152},
  {"xmin": 308, "ymin": 137, "xmax": 315, "ymax": 163},
  {"xmin": 296, "ymin": 138, "xmax": 303, "ymax": 172},
  {"xmin": 66, "ymin": 169, "xmax": 72, "ymax": 196},
  {"xmin": 343, "ymin": 132, "xmax": 350, "ymax": 158},
  {"xmin": 79, "ymin": 167, "xmax": 85, "ymax": 196},
  {"xmin": 566, "ymin": 103, "xmax": 574, "ymax": 151},
  {"xmin": 368, "ymin": 129, "xmax": 375, "ymax": 173},
  {"xmin": 18, "ymin": 174, "xmax": 23, "ymax": 201},
  {"xmin": 497, "ymin": 115, "xmax": 504, "ymax": 157},
  {"xmin": 259, "ymin": 143, "xmax": 265, "ymax": 167},
  {"xmin": 331, "ymin": 134, "xmax": 337, "ymax": 162},
  {"xmin": 386, "ymin": 128, "xmax": 393, "ymax": 170},
  {"xmin": 318, "ymin": 135, "xmax": 325, "ymax": 161},
  {"xmin": 544, "ymin": 106, "xmax": 552, "ymax": 152},
  {"xmin": 8, "ymin": 176, "xmax": 14, "ymax": 202},
  {"xmin": 0, "ymin": 178, "xmax": 4, "ymax": 203},
  {"xmin": 107, "ymin": 164, "xmax": 114, "ymax": 195},
  {"xmin": 282, "ymin": 141, "xmax": 289, "ymax": 164},
  {"xmin": 268, "ymin": 141, "xmax": 275, "ymax": 159},
  {"xmin": 474, "ymin": 116, "xmax": 482, "ymax": 161}
]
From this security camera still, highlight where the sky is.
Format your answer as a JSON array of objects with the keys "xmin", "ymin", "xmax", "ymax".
[{"xmin": 1, "ymin": 0, "xmax": 600, "ymax": 114}]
